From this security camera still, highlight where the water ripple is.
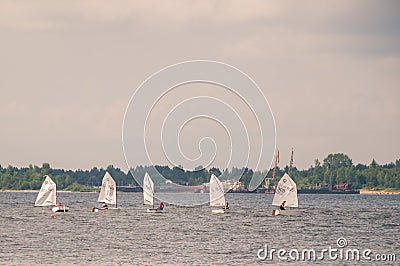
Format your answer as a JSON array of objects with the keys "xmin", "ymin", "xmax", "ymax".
[{"xmin": 0, "ymin": 192, "xmax": 399, "ymax": 265}]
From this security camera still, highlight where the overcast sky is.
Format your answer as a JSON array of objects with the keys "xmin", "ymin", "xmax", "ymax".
[{"xmin": 0, "ymin": 1, "xmax": 399, "ymax": 171}]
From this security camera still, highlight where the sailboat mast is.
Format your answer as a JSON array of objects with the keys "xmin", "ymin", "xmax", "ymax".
[
  {"xmin": 272, "ymin": 149, "xmax": 279, "ymax": 182},
  {"xmin": 288, "ymin": 148, "xmax": 294, "ymax": 176},
  {"xmin": 271, "ymin": 149, "xmax": 280, "ymax": 193},
  {"xmin": 153, "ymin": 181, "xmax": 155, "ymax": 209}
]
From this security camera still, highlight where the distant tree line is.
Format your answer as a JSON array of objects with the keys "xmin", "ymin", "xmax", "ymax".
[
  {"xmin": 0, "ymin": 164, "xmax": 134, "ymax": 191},
  {"xmin": 270, "ymin": 153, "xmax": 400, "ymax": 190},
  {"xmin": 0, "ymin": 153, "xmax": 399, "ymax": 191},
  {"xmin": 130, "ymin": 165, "xmax": 265, "ymax": 188}
]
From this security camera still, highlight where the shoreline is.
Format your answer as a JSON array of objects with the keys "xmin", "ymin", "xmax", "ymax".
[
  {"xmin": 0, "ymin": 190, "xmax": 97, "ymax": 193},
  {"xmin": 359, "ymin": 189, "xmax": 400, "ymax": 195},
  {"xmin": 2, "ymin": 189, "xmax": 399, "ymax": 194},
  {"xmin": 1, "ymin": 190, "xmax": 38, "ymax": 192}
]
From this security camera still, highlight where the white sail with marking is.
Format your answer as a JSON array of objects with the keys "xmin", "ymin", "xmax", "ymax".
[
  {"xmin": 210, "ymin": 174, "xmax": 226, "ymax": 207},
  {"xmin": 272, "ymin": 173, "xmax": 298, "ymax": 207},
  {"xmin": 143, "ymin": 172, "xmax": 154, "ymax": 206},
  {"xmin": 35, "ymin": 175, "xmax": 56, "ymax": 206},
  {"xmin": 98, "ymin": 172, "xmax": 117, "ymax": 205}
]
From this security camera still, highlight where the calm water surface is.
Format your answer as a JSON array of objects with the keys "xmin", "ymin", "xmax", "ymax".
[{"xmin": 0, "ymin": 192, "xmax": 399, "ymax": 265}]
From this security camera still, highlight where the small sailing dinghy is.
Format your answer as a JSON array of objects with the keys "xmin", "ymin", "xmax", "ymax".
[
  {"xmin": 210, "ymin": 174, "xmax": 229, "ymax": 214},
  {"xmin": 271, "ymin": 173, "xmax": 298, "ymax": 216},
  {"xmin": 92, "ymin": 172, "xmax": 120, "ymax": 212},
  {"xmin": 35, "ymin": 175, "xmax": 69, "ymax": 212},
  {"xmin": 143, "ymin": 172, "xmax": 164, "ymax": 213}
]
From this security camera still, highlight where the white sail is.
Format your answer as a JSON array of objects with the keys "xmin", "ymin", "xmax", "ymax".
[
  {"xmin": 35, "ymin": 175, "xmax": 56, "ymax": 206},
  {"xmin": 98, "ymin": 172, "xmax": 117, "ymax": 205},
  {"xmin": 272, "ymin": 173, "xmax": 298, "ymax": 207},
  {"xmin": 210, "ymin": 174, "xmax": 226, "ymax": 207},
  {"xmin": 143, "ymin": 172, "xmax": 154, "ymax": 206}
]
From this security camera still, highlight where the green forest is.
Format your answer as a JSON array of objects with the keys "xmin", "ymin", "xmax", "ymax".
[{"xmin": 0, "ymin": 153, "xmax": 399, "ymax": 191}]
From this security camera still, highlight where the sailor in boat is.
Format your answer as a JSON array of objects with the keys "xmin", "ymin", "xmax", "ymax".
[
  {"xmin": 280, "ymin": 201, "xmax": 286, "ymax": 210},
  {"xmin": 224, "ymin": 201, "xmax": 230, "ymax": 210},
  {"xmin": 101, "ymin": 202, "xmax": 108, "ymax": 210},
  {"xmin": 57, "ymin": 201, "xmax": 62, "ymax": 207},
  {"xmin": 157, "ymin": 202, "xmax": 164, "ymax": 211}
]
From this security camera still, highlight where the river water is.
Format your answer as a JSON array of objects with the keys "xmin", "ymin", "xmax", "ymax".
[{"xmin": 0, "ymin": 192, "xmax": 398, "ymax": 265}]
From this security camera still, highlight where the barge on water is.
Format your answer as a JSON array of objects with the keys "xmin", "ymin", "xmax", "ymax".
[
  {"xmin": 257, "ymin": 182, "xmax": 360, "ymax": 194},
  {"xmin": 297, "ymin": 188, "xmax": 360, "ymax": 194},
  {"xmin": 298, "ymin": 182, "xmax": 360, "ymax": 194},
  {"xmin": 117, "ymin": 186, "xmax": 143, "ymax": 192}
]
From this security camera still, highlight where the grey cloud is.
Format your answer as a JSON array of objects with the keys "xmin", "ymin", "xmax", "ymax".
[{"xmin": 0, "ymin": 0, "xmax": 398, "ymax": 170}]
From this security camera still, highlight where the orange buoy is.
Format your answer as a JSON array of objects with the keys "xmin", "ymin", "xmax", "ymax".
[{"xmin": 50, "ymin": 214, "xmax": 55, "ymax": 218}]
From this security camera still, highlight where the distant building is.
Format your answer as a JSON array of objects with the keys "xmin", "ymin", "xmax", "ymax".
[
  {"xmin": 334, "ymin": 182, "xmax": 352, "ymax": 190},
  {"xmin": 230, "ymin": 181, "xmax": 246, "ymax": 192}
]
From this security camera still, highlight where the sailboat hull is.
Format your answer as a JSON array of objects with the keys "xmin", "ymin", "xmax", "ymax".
[
  {"xmin": 92, "ymin": 207, "xmax": 120, "ymax": 212},
  {"xmin": 52, "ymin": 206, "xmax": 69, "ymax": 212},
  {"xmin": 272, "ymin": 209, "xmax": 299, "ymax": 216},
  {"xmin": 146, "ymin": 208, "xmax": 163, "ymax": 213},
  {"xmin": 212, "ymin": 209, "xmax": 229, "ymax": 214}
]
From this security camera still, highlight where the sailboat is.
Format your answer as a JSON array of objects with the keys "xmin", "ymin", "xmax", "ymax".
[
  {"xmin": 271, "ymin": 173, "xmax": 298, "ymax": 216},
  {"xmin": 143, "ymin": 172, "xmax": 163, "ymax": 213},
  {"xmin": 92, "ymin": 172, "xmax": 120, "ymax": 212},
  {"xmin": 35, "ymin": 175, "xmax": 69, "ymax": 212},
  {"xmin": 210, "ymin": 174, "xmax": 229, "ymax": 214}
]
